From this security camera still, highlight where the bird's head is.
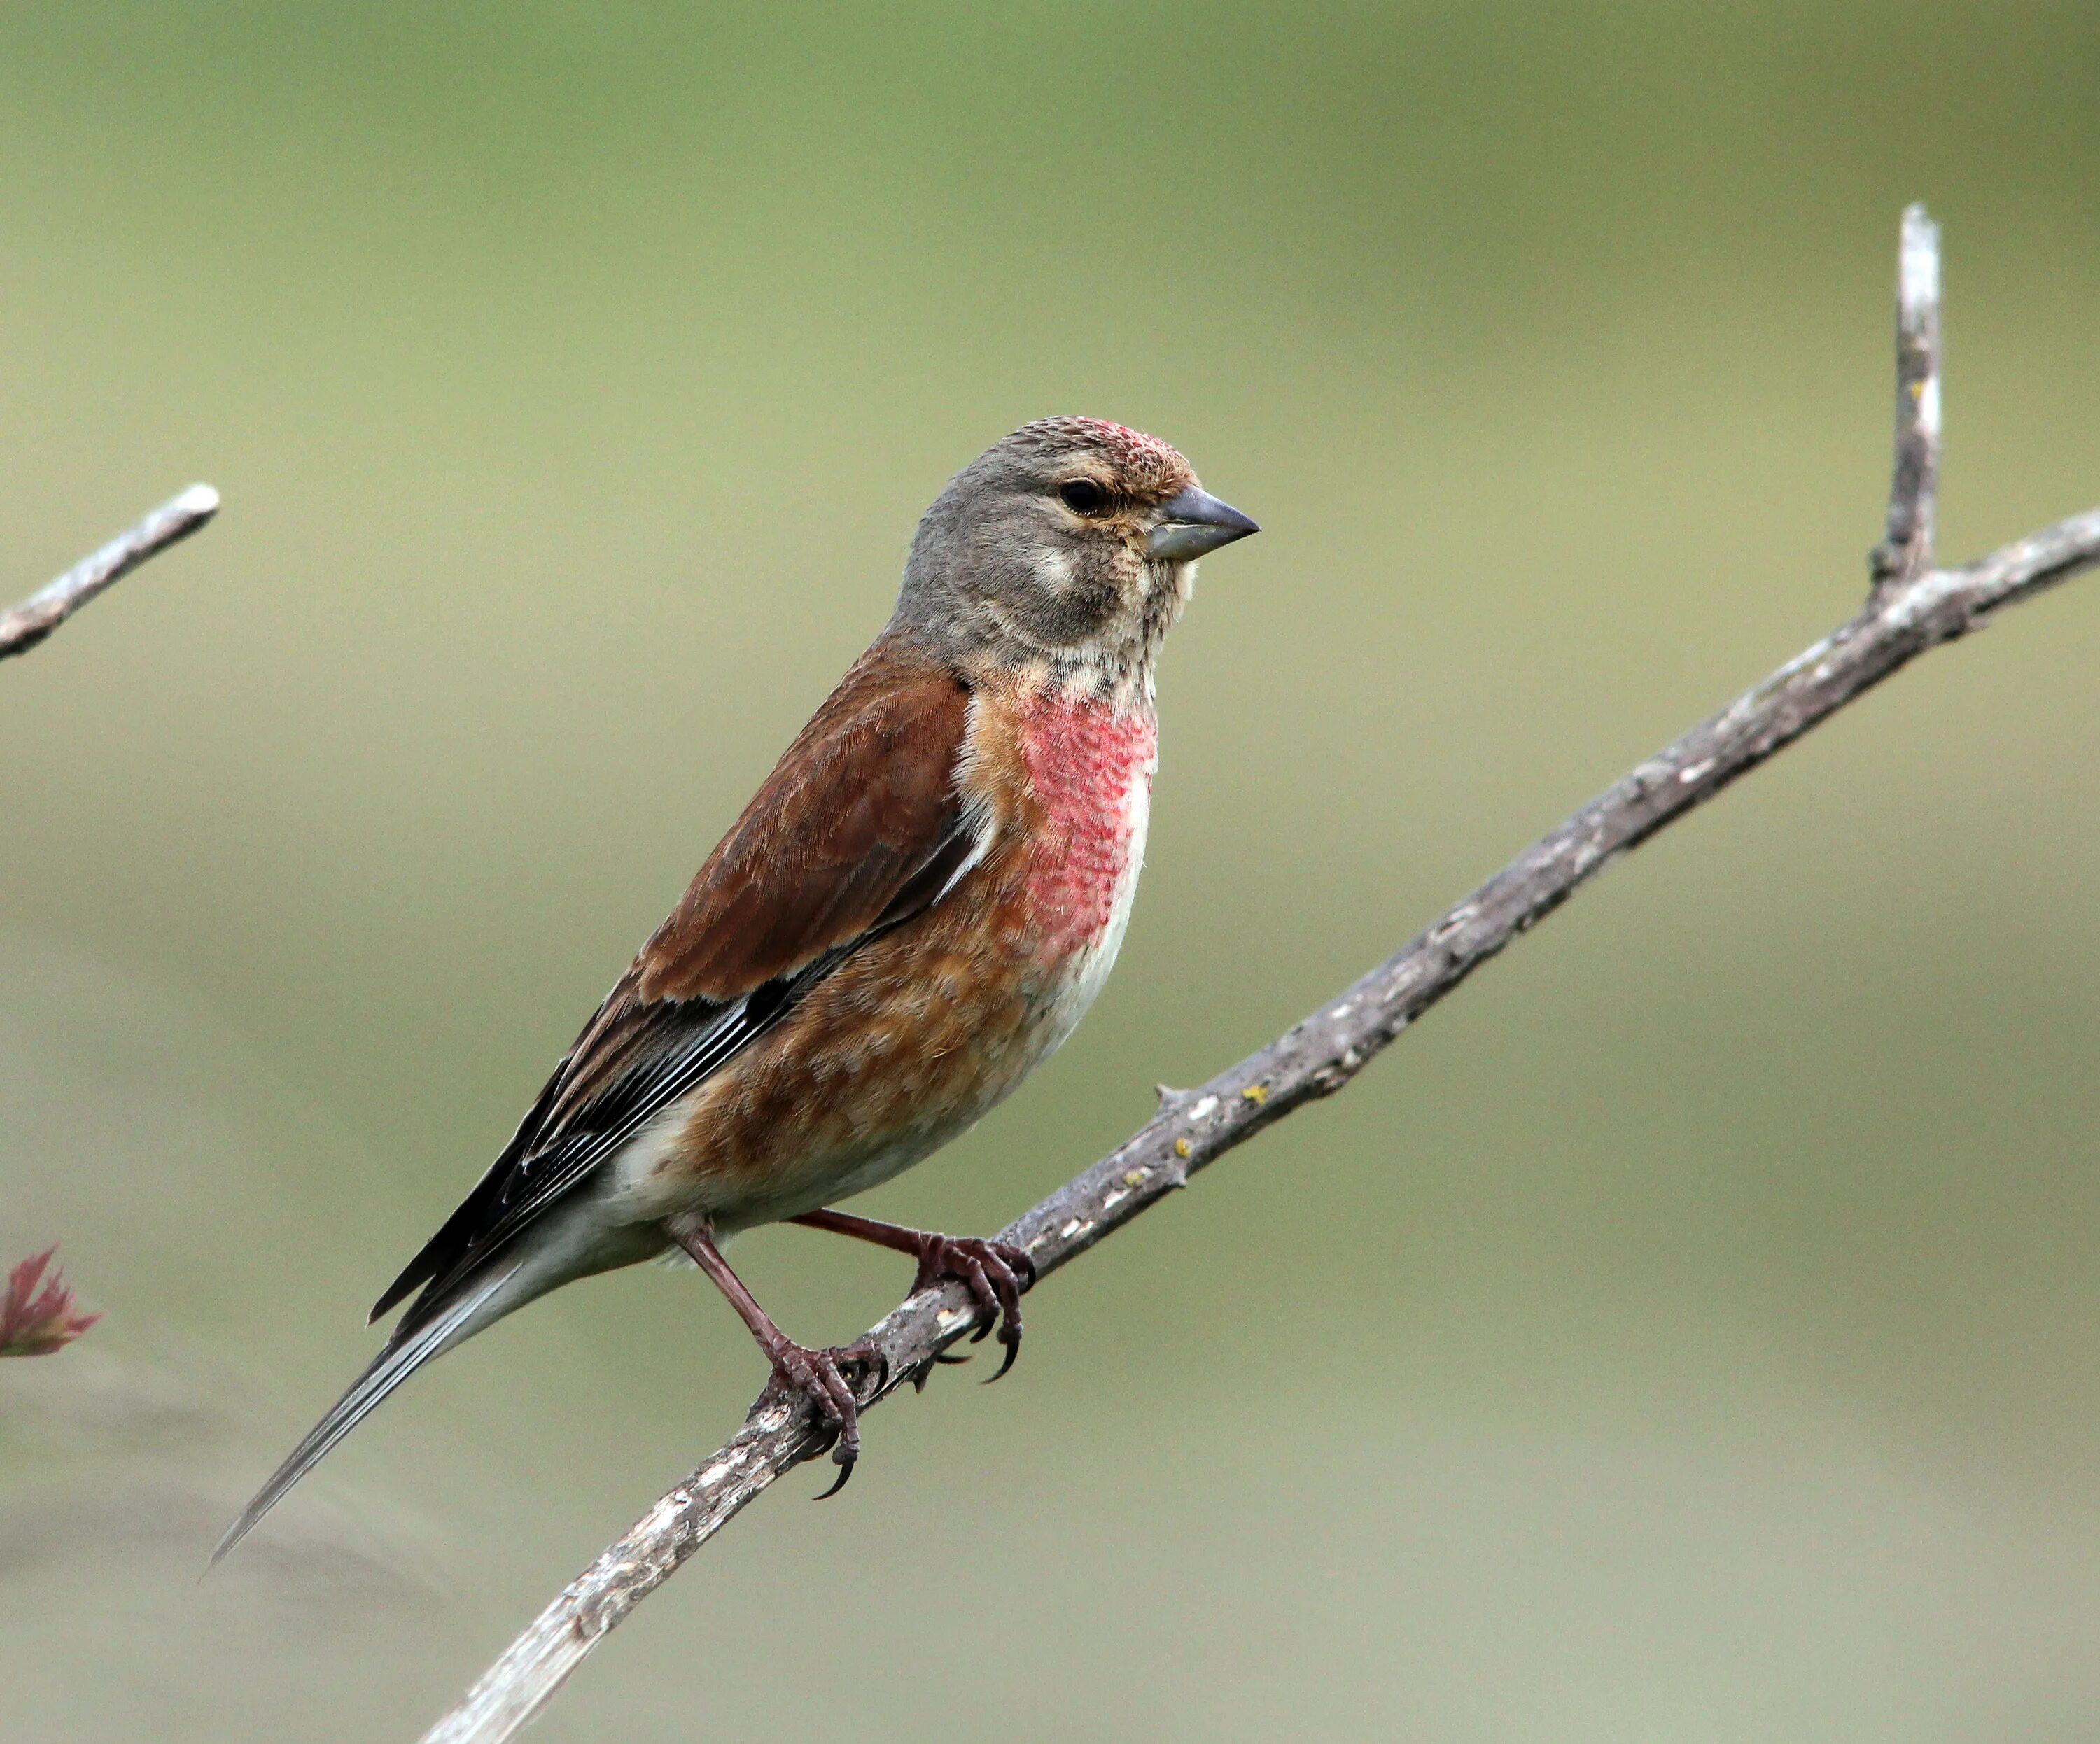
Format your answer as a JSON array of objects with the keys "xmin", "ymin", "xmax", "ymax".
[{"xmin": 895, "ymin": 417, "xmax": 1257, "ymax": 698}]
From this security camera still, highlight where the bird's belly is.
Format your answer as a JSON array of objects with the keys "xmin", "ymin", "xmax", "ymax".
[
  {"xmin": 620, "ymin": 696, "xmax": 1156, "ymax": 1235},
  {"xmin": 617, "ymin": 928, "xmax": 1064, "ymax": 1234}
]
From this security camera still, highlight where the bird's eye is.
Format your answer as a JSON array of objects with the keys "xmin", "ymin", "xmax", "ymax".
[{"xmin": 1058, "ymin": 479, "xmax": 1110, "ymax": 516}]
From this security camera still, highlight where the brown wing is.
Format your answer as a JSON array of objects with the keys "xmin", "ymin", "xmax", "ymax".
[{"xmin": 372, "ymin": 651, "xmax": 976, "ymax": 1328}]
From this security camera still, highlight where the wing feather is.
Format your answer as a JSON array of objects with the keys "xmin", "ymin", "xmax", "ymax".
[{"xmin": 371, "ymin": 653, "xmax": 976, "ymax": 1329}]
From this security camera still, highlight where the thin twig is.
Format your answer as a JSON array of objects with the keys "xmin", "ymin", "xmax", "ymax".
[
  {"xmin": 0, "ymin": 484, "xmax": 220, "ymax": 661},
  {"xmin": 1870, "ymin": 203, "xmax": 1941, "ymax": 590},
  {"xmin": 421, "ymin": 211, "xmax": 2100, "ymax": 1743}
]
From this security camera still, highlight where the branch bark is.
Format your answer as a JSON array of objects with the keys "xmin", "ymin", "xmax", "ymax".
[
  {"xmin": 0, "ymin": 484, "xmax": 219, "ymax": 661},
  {"xmin": 1870, "ymin": 202, "xmax": 1942, "ymax": 591},
  {"xmin": 422, "ymin": 206, "xmax": 2100, "ymax": 1743}
]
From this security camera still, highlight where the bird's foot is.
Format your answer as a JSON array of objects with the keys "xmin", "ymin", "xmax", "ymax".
[
  {"xmin": 755, "ymin": 1335, "xmax": 888, "ymax": 1499},
  {"xmin": 909, "ymin": 1234, "xmax": 1036, "ymax": 1381}
]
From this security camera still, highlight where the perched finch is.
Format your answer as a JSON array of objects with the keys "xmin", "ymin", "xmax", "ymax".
[{"xmin": 219, "ymin": 418, "xmax": 1256, "ymax": 1557}]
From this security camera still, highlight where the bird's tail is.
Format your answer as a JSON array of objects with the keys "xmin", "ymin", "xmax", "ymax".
[{"xmin": 211, "ymin": 1260, "xmax": 522, "ymax": 1566}]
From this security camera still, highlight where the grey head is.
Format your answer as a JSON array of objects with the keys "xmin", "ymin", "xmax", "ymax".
[{"xmin": 891, "ymin": 417, "xmax": 1258, "ymax": 696}]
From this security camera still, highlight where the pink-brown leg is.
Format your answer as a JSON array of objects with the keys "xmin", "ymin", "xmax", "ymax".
[
  {"xmin": 674, "ymin": 1227, "xmax": 886, "ymax": 1497},
  {"xmin": 789, "ymin": 1208, "xmax": 1035, "ymax": 1380}
]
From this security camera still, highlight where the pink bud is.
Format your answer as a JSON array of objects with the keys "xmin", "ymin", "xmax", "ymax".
[{"xmin": 0, "ymin": 1246, "xmax": 102, "ymax": 1357}]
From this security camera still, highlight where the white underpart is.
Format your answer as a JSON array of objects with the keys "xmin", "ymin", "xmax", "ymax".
[{"xmin": 608, "ymin": 1088, "xmax": 713, "ymax": 1212}]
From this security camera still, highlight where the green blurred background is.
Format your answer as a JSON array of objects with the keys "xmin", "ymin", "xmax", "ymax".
[{"xmin": 4, "ymin": 3, "xmax": 2099, "ymax": 1738}]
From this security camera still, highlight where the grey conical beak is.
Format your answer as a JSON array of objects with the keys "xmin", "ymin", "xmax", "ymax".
[{"xmin": 1147, "ymin": 486, "xmax": 1260, "ymax": 561}]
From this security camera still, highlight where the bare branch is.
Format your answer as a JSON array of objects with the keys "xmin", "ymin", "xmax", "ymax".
[
  {"xmin": 0, "ymin": 484, "xmax": 220, "ymax": 662},
  {"xmin": 421, "ymin": 215, "xmax": 2100, "ymax": 1743},
  {"xmin": 1870, "ymin": 203, "xmax": 1941, "ymax": 590}
]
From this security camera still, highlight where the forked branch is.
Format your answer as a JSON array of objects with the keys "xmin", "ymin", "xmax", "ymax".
[{"xmin": 422, "ymin": 206, "xmax": 2100, "ymax": 1743}]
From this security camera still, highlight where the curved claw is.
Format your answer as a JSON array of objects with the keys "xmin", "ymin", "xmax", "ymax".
[
  {"xmin": 754, "ymin": 1338, "xmax": 885, "ymax": 1500},
  {"xmin": 954, "ymin": 1249, "xmax": 999, "ymax": 1344},
  {"xmin": 903, "ymin": 1234, "xmax": 1032, "ymax": 1380},
  {"xmin": 813, "ymin": 1451, "xmax": 855, "ymax": 1500},
  {"xmin": 980, "ymin": 1246, "xmax": 1027, "ymax": 1383},
  {"xmin": 986, "ymin": 1326, "xmax": 1022, "ymax": 1384}
]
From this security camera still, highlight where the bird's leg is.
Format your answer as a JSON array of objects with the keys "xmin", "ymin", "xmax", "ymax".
[
  {"xmin": 673, "ymin": 1227, "xmax": 886, "ymax": 1498},
  {"xmin": 788, "ymin": 1208, "xmax": 1035, "ymax": 1380}
]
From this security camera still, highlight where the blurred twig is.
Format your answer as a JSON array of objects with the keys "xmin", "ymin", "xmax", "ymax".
[
  {"xmin": 2, "ymin": 489, "xmax": 220, "ymax": 1369},
  {"xmin": 1870, "ymin": 202, "xmax": 1942, "ymax": 591},
  {"xmin": 0, "ymin": 484, "xmax": 219, "ymax": 662},
  {"xmin": 421, "ymin": 206, "xmax": 2100, "ymax": 1744}
]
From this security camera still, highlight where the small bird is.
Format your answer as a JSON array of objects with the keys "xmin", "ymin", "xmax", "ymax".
[{"xmin": 218, "ymin": 417, "xmax": 1256, "ymax": 1558}]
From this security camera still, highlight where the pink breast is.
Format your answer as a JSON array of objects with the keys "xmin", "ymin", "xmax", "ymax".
[{"xmin": 1016, "ymin": 697, "xmax": 1156, "ymax": 959}]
